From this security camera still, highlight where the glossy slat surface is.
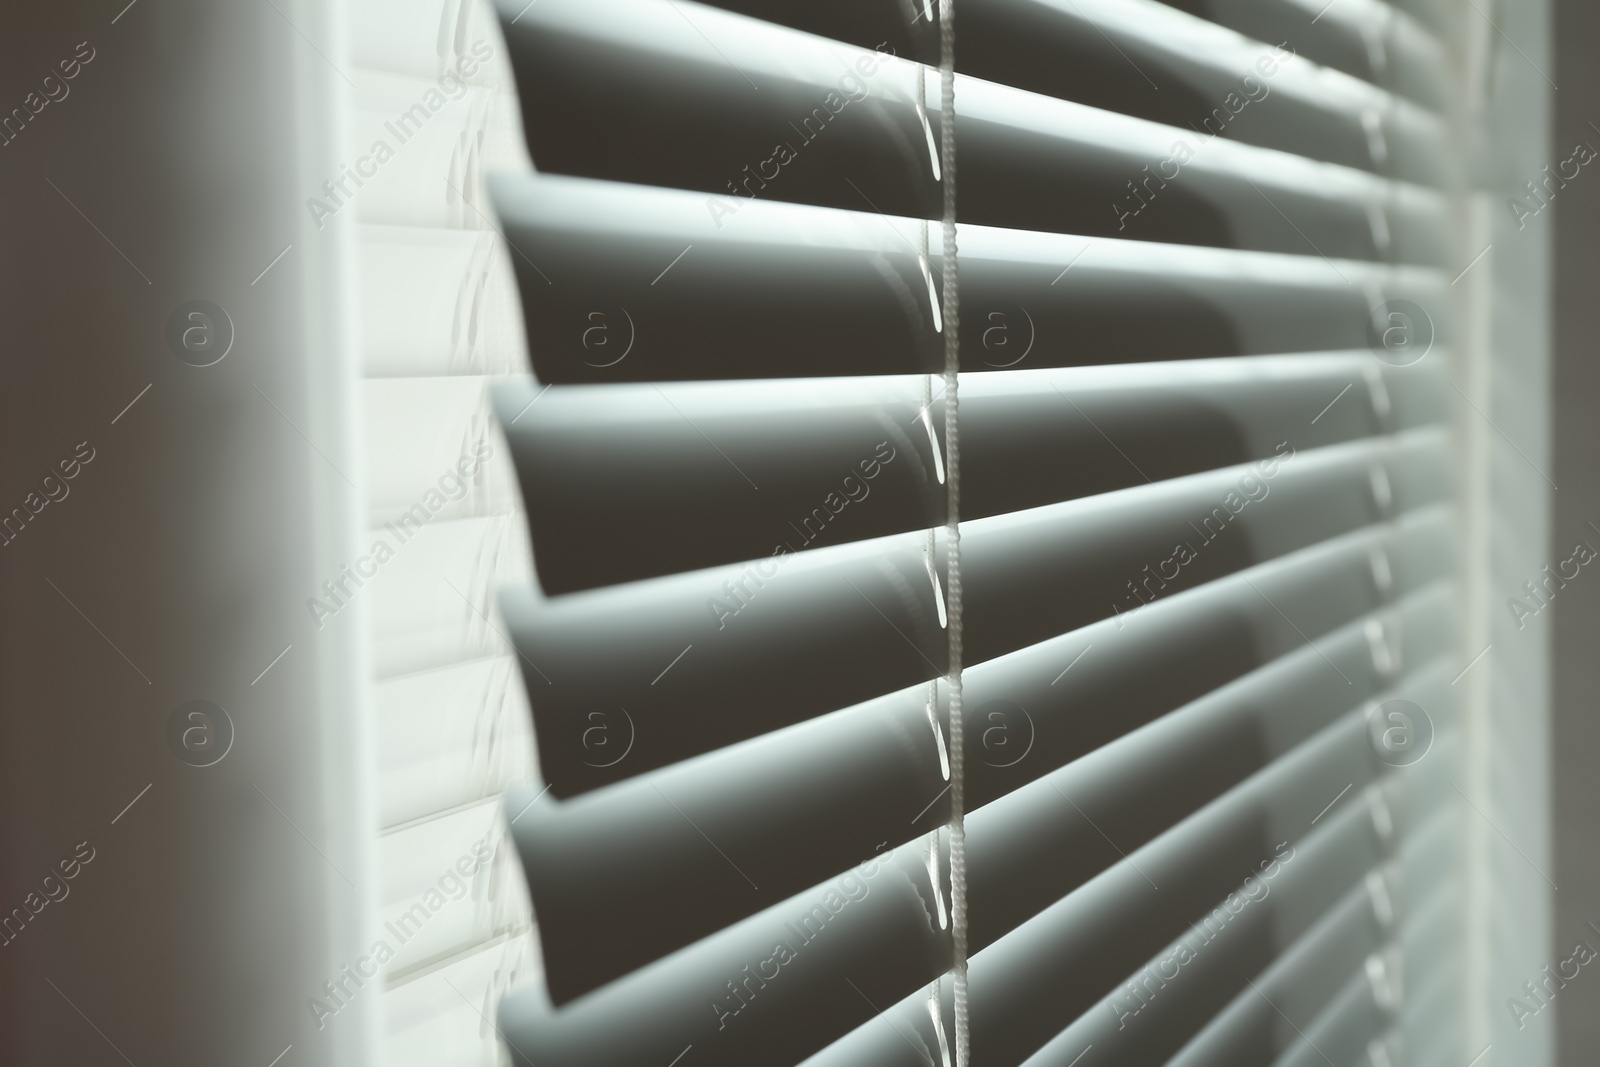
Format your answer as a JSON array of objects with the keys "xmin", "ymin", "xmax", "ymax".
[
  {"xmin": 492, "ymin": 0, "xmax": 1452, "ymax": 260},
  {"xmin": 506, "ymin": 434, "xmax": 1447, "ymax": 796},
  {"xmin": 512, "ymin": 533, "xmax": 1452, "ymax": 999},
  {"xmin": 501, "ymin": 353, "xmax": 1446, "ymax": 592},
  {"xmin": 802, "ymin": 724, "xmax": 1453, "ymax": 1067},
  {"xmin": 492, "ymin": 175, "xmax": 1451, "ymax": 387},
  {"xmin": 500, "ymin": 669, "xmax": 1429, "ymax": 1064},
  {"xmin": 696, "ymin": 0, "xmax": 1451, "ymax": 112}
]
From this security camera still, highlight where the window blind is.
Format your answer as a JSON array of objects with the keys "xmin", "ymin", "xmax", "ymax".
[
  {"xmin": 484, "ymin": 0, "xmax": 1466, "ymax": 1065},
  {"xmin": 345, "ymin": 2, "xmax": 543, "ymax": 1061}
]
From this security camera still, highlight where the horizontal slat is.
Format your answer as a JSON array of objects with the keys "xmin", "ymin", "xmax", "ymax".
[
  {"xmin": 375, "ymin": 655, "xmax": 533, "ymax": 828},
  {"xmin": 1401, "ymin": 909, "xmax": 1467, "ymax": 1067},
  {"xmin": 498, "ymin": 660, "xmax": 1426, "ymax": 1065},
  {"xmin": 501, "ymin": 836, "xmax": 952, "ymax": 1066},
  {"xmin": 1269, "ymin": 966, "xmax": 1389, "ymax": 1067},
  {"xmin": 349, "ymin": 0, "xmax": 512, "ymax": 80},
  {"xmin": 365, "ymin": 514, "xmax": 530, "ymax": 679},
  {"xmin": 954, "ymin": 0, "xmax": 1448, "ymax": 183},
  {"xmin": 491, "ymin": 0, "xmax": 1452, "ymax": 260},
  {"xmin": 1387, "ymin": 0, "xmax": 1449, "ymax": 37},
  {"xmin": 502, "ymin": 355, "xmax": 1447, "ymax": 592},
  {"xmin": 492, "ymin": 0, "xmax": 940, "ymax": 218},
  {"xmin": 690, "ymin": 0, "xmax": 1451, "ymax": 113},
  {"xmin": 377, "ymin": 801, "xmax": 526, "ymax": 981},
  {"xmin": 1161, "ymin": 0, "xmax": 1450, "ymax": 110},
  {"xmin": 504, "ymin": 431, "xmax": 1448, "ymax": 795},
  {"xmin": 510, "ymin": 519, "xmax": 1453, "ymax": 999},
  {"xmin": 1022, "ymin": 862, "xmax": 1391, "ymax": 1066},
  {"xmin": 1267, "ymin": 846, "xmax": 1462, "ymax": 1067},
  {"xmin": 797, "ymin": 674, "xmax": 1457, "ymax": 1067},
  {"xmin": 359, "ymin": 226, "xmax": 527, "ymax": 378},
  {"xmin": 1127, "ymin": 806, "xmax": 1459, "ymax": 1067},
  {"xmin": 697, "ymin": 0, "xmax": 1450, "ymax": 181},
  {"xmin": 688, "ymin": 0, "xmax": 942, "ymax": 64},
  {"xmin": 384, "ymin": 934, "xmax": 535, "ymax": 1067},
  {"xmin": 348, "ymin": 66, "xmax": 528, "ymax": 230},
  {"xmin": 1400, "ymin": 872, "xmax": 1463, "ymax": 996},
  {"xmin": 803, "ymin": 801, "xmax": 1377, "ymax": 1067},
  {"xmin": 490, "ymin": 175, "xmax": 1451, "ymax": 385},
  {"xmin": 363, "ymin": 376, "xmax": 520, "ymax": 526}
]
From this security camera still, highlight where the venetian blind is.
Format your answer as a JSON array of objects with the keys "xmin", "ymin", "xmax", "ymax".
[{"xmin": 485, "ymin": 1, "xmax": 1467, "ymax": 1065}]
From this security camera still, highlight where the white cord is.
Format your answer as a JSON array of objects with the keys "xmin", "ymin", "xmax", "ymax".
[{"xmin": 936, "ymin": 1, "xmax": 968, "ymax": 1063}]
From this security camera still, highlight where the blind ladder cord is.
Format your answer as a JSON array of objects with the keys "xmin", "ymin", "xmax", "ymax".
[{"xmin": 936, "ymin": 1, "xmax": 970, "ymax": 1064}]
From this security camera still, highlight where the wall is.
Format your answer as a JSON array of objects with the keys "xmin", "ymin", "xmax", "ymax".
[{"xmin": 0, "ymin": 3, "xmax": 376, "ymax": 1064}]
